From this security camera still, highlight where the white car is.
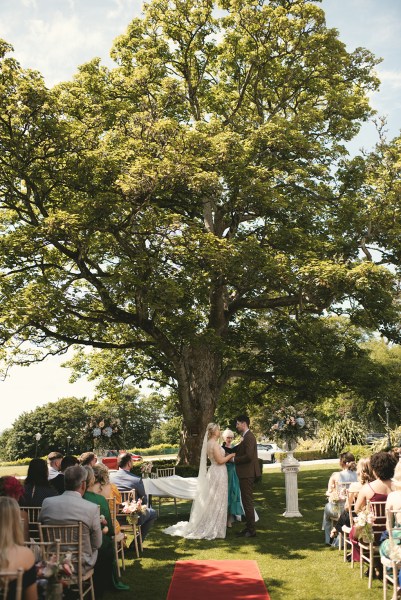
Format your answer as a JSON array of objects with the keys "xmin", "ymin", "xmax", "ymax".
[{"xmin": 257, "ymin": 443, "xmax": 283, "ymax": 463}]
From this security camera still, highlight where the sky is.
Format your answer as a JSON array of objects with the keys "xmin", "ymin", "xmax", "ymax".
[{"xmin": 0, "ymin": 0, "xmax": 400, "ymax": 430}]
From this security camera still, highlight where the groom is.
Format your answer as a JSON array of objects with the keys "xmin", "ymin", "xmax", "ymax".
[{"xmin": 233, "ymin": 415, "xmax": 261, "ymax": 538}]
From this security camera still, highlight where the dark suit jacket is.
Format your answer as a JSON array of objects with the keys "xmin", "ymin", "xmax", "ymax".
[
  {"xmin": 234, "ymin": 429, "xmax": 261, "ymax": 479},
  {"xmin": 109, "ymin": 468, "xmax": 148, "ymax": 504}
]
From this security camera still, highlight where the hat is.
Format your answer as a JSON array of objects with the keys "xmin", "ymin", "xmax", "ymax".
[{"xmin": 48, "ymin": 451, "xmax": 63, "ymax": 461}]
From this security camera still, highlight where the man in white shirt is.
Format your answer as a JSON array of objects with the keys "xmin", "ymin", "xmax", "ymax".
[{"xmin": 47, "ymin": 451, "xmax": 63, "ymax": 480}]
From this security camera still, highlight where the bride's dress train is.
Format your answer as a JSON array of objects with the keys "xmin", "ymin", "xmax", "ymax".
[{"xmin": 163, "ymin": 440, "xmax": 228, "ymax": 540}]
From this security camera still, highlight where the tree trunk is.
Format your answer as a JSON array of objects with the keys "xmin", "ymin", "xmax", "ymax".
[{"xmin": 175, "ymin": 344, "xmax": 221, "ymax": 465}]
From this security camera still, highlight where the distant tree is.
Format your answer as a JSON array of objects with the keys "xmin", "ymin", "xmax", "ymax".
[
  {"xmin": 1, "ymin": 397, "xmax": 87, "ymax": 460},
  {"xmin": 150, "ymin": 416, "xmax": 182, "ymax": 446},
  {"xmin": 85, "ymin": 386, "xmax": 164, "ymax": 449}
]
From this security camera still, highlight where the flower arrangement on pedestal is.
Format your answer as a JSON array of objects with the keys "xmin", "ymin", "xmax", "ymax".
[
  {"xmin": 269, "ymin": 405, "xmax": 315, "ymax": 447},
  {"xmin": 140, "ymin": 462, "xmax": 153, "ymax": 478},
  {"xmin": 84, "ymin": 417, "xmax": 123, "ymax": 452}
]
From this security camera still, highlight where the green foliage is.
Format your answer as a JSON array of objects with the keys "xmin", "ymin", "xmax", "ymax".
[
  {"xmin": 149, "ymin": 417, "xmax": 182, "ymax": 445},
  {"xmin": 0, "ymin": 388, "xmax": 164, "ymax": 460},
  {"xmin": 341, "ymin": 445, "xmax": 373, "ymax": 460},
  {"xmin": 318, "ymin": 417, "xmax": 366, "ymax": 455},
  {"xmin": 128, "ymin": 444, "xmax": 179, "ymax": 456}
]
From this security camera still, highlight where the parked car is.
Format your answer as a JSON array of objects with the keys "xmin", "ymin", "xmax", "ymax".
[
  {"xmin": 101, "ymin": 450, "xmax": 143, "ymax": 470},
  {"xmin": 365, "ymin": 433, "xmax": 387, "ymax": 445},
  {"xmin": 257, "ymin": 443, "xmax": 283, "ymax": 463}
]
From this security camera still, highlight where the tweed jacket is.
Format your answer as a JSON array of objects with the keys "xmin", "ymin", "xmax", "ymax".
[{"xmin": 39, "ymin": 491, "xmax": 102, "ymax": 572}]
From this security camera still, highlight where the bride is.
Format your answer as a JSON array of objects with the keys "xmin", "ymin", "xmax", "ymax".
[{"xmin": 163, "ymin": 423, "xmax": 235, "ymax": 540}]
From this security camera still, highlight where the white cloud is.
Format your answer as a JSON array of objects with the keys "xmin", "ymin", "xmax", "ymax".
[
  {"xmin": 21, "ymin": 0, "xmax": 38, "ymax": 7},
  {"xmin": 107, "ymin": 0, "xmax": 138, "ymax": 19},
  {"xmin": 379, "ymin": 70, "xmax": 401, "ymax": 89}
]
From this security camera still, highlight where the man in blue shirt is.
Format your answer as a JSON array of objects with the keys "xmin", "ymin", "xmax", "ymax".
[{"xmin": 110, "ymin": 453, "xmax": 157, "ymax": 540}]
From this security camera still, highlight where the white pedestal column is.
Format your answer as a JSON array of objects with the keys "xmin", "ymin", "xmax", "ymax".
[{"xmin": 281, "ymin": 452, "xmax": 302, "ymax": 518}]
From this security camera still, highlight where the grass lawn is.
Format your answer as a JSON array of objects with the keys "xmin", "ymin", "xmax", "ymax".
[
  {"xmin": 104, "ymin": 464, "xmax": 384, "ymax": 600},
  {"xmin": 0, "ymin": 465, "xmax": 29, "ymax": 476}
]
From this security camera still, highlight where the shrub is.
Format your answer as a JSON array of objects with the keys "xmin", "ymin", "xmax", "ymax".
[{"xmin": 317, "ymin": 418, "xmax": 366, "ymax": 454}]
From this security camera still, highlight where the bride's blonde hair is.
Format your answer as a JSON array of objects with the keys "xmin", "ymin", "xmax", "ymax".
[{"xmin": 206, "ymin": 423, "xmax": 219, "ymax": 439}]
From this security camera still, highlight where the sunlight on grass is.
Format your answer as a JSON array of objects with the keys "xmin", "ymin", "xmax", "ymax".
[{"xmin": 104, "ymin": 464, "xmax": 383, "ymax": 600}]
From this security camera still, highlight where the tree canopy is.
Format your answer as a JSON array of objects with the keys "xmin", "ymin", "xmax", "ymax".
[
  {"xmin": 0, "ymin": 0, "xmax": 399, "ymax": 463},
  {"xmin": 0, "ymin": 387, "xmax": 163, "ymax": 460}
]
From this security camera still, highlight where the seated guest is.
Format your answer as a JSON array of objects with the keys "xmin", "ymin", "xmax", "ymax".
[
  {"xmin": 0, "ymin": 497, "xmax": 38, "ymax": 600},
  {"xmin": 51, "ymin": 455, "xmax": 79, "ymax": 494},
  {"xmin": 80, "ymin": 452, "xmax": 98, "ymax": 467},
  {"xmin": 380, "ymin": 461, "xmax": 401, "ymax": 581},
  {"xmin": 330, "ymin": 458, "xmax": 375, "ymax": 558},
  {"xmin": 20, "ymin": 458, "xmax": 59, "ymax": 506},
  {"xmin": 110, "ymin": 453, "xmax": 157, "ymax": 540},
  {"xmin": 331, "ymin": 457, "xmax": 375, "ymax": 540},
  {"xmin": 349, "ymin": 451, "xmax": 397, "ymax": 563},
  {"xmin": 92, "ymin": 463, "xmax": 123, "ymax": 535},
  {"xmin": 322, "ymin": 452, "xmax": 358, "ymax": 546},
  {"xmin": 82, "ymin": 466, "xmax": 129, "ymax": 592},
  {"xmin": 0, "ymin": 475, "xmax": 29, "ymax": 541},
  {"xmin": 39, "ymin": 465, "xmax": 102, "ymax": 575},
  {"xmin": 47, "ymin": 451, "xmax": 63, "ymax": 480}
]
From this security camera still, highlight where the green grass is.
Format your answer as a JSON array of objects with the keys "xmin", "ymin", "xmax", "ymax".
[
  {"xmin": 0, "ymin": 465, "xmax": 28, "ymax": 476},
  {"xmin": 105, "ymin": 464, "xmax": 384, "ymax": 600}
]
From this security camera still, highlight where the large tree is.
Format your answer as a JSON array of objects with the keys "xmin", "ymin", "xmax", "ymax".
[{"xmin": 0, "ymin": 1, "xmax": 397, "ymax": 463}]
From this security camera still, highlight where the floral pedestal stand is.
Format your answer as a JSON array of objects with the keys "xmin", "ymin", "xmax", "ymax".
[{"xmin": 280, "ymin": 439, "xmax": 302, "ymax": 518}]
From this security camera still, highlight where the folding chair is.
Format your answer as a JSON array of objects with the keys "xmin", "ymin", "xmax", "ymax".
[
  {"xmin": 381, "ymin": 508, "xmax": 401, "ymax": 600},
  {"xmin": 39, "ymin": 522, "xmax": 95, "ymax": 600},
  {"xmin": 154, "ymin": 467, "xmax": 177, "ymax": 515},
  {"xmin": 20, "ymin": 506, "xmax": 42, "ymax": 541},
  {"xmin": 24, "ymin": 539, "xmax": 61, "ymax": 563},
  {"xmin": 117, "ymin": 490, "xmax": 143, "ymax": 558},
  {"xmin": 0, "ymin": 568, "xmax": 23, "ymax": 600},
  {"xmin": 359, "ymin": 500, "xmax": 387, "ymax": 588},
  {"xmin": 107, "ymin": 496, "xmax": 125, "ymax": 576},
  {"xmin": 341, "ymin": 489, "xmax": 357, "ymax": 566}
]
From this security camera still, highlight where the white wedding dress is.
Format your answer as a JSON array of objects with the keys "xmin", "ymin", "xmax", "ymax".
[{"xmin": 163, "ymin": 439, "xmax": 228, "ymax": 540}]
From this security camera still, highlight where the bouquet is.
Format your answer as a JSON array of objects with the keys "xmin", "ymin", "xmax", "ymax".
[
  {"xmin": 140, "ymin": 462, "xmax": 153, "ymax": 477},
  {"xmin": 121, "ymin": 497, "xmax": 147, "ymax": 525},
  {"xmin": 36, "ymin": 552, "xmax": 74, "ymax": 589},
  {"xmin": 353, "ymin": 506, "xmax": 376, "ymax": 543},
  {"xmin": 269, "ymin": 405, "xmax": 314, "ymax": 445}
]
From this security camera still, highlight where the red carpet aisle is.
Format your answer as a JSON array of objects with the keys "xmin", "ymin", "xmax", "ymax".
[{"xmin": 166, "ymin": 560, "xmax": 271, "ymax": 600}]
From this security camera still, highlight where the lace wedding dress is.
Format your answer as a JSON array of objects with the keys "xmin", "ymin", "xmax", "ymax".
[{"xmin": 163, "ymin": 439, "xmax": 228, "ymax": 540}]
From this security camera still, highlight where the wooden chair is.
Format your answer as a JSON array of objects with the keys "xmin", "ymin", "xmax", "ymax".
[
  {"xmin": 117, "ymin": 490, "xmax": 143, "ymax": 558},
  {"xmin": 381, "ymin": 508, "xmax": 401, "ymax": 600},
  {"xmin": 24, "ymin": 539, "xmax": 61, "ymax": 563},
  {"xmin": 39, "ymin": 522, "xmax": 95, "ymax": 600},
  {"xmin": 0, "ymin": 568, "xmax": 23, "ymax": 600},
  {"xmin": 154, "ymin": 467, "xmax": 177, "ymax": 515},
  {"xmin": 107, "ymin": 496, "xmax": 125, "ymax": 576},
  {"xmin": 358, "ymin": 500, "xmax": 387, "ymax": 588},
  {"xmin": 20, "ymin": 506, "xmax": 42, "ymax": 541},
  {"xmin": 341, "ymin": 488, "xmax": 357, "ymax": 566}
]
